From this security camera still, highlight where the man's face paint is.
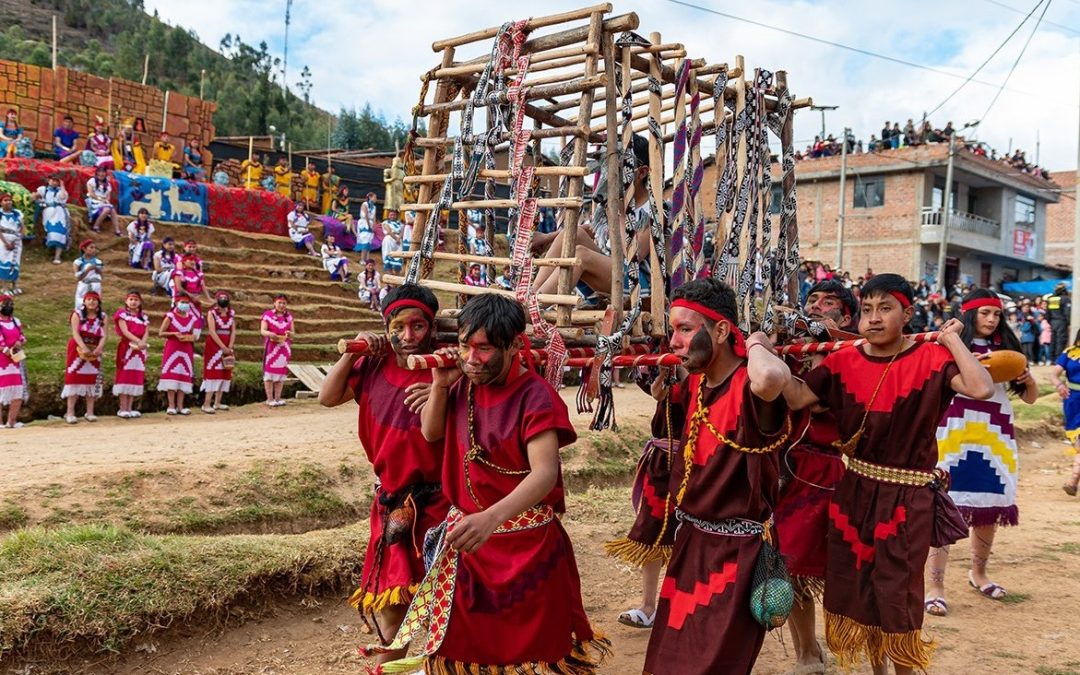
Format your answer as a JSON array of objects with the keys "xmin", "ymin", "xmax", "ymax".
[
  {"xmin": 386, "ymin": 307, "xmax": 433, "ymax": 357},
  {"xmin": 669, "ymin": 306, "xmax": 715, "ymax": 374},
  {"xmin": 804, "ymin": 291, "xmax": 849, "ymax": 326},
  {"xmin": 458, "ymin": 328, "xmax": 513, "ymax": 385}
]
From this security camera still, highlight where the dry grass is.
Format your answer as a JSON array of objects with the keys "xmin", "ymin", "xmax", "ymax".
[{"xmin": 0, "ymin": 522, "xmax": 366, "ymax": 658}]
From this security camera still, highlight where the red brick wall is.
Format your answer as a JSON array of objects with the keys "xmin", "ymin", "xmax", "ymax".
[
  {"xmin": 1046, "ymin": 170, "xmax": 1074, "ymax": 269},
  {"xmin": 0, "ymin": 60, "xmax": 216, "ymax": 154}
]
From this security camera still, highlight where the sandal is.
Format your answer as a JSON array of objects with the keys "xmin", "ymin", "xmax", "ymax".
[
  {"xmin": 617, "ymin": 608, "xmax": 656, "ymax": 629},
  {"xmin": 968, "ymin": 571, "xmax": 1007, "ymax": 600},
  {"xmin": 1065, "ymin": 483, "xmax": 1078, "ymax": 497},
  {"xmin": 924, "ymin": 597, "xmax": 948, "ymax": 617}
]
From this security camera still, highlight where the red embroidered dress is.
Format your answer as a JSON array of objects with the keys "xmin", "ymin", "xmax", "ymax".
[
  {"xmin": 112, "ymin": 309, "xmax": 149, "ymax": 397},
  {"xmin": 157, "ymin": 310, "xmax": 200, "ymax": 393},
  {"xmin": 803, "ymin": 342, "xmax": 959, "ymax": 670},
  {"xmin": 0, "ymin": 316, "xmax": 26, "ymax": 405},
  {"xmin": 379, "ymin": 363, "xmax": 608, "ymax": 674},
  {"xmin": 62, "ymin": 312, "xmax": 104, "ymax": 399},
  {"xmin": 261, "ymin": 310, "xmax": 292, "ymax": 382},
  {"xmin": 200, "ymin": 307, "xmax": 235, "ymax": 393},
  {"xmin": 345, "ymin": 355, "xmax": 448, "ymax": 613},
  {"xmin": 643, "ymin": 367, "xmax": 789, "ymax": 675}
]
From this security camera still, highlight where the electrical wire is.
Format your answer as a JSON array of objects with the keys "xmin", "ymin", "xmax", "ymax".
[
  {"xmin": 980, "ymin": 0, "xmax": 1080, "ymax": 36},
  {"xmin": 979, "ymin": 0, "xmax": 1054, "ymax": 123},
  {"xmin": 924, "ymin": 0, "xmax": 1047, "ymax": 119},
  {"xmin": 662, "ymin": 0, "xmax": 1039, "ymax": 96}
]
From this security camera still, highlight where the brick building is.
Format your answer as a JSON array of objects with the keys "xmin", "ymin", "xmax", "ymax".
[
  {"xmin": 1046, "ymin": 170, "xmax": 1075, "ymax": 270},
  {"xmin": 682, "ymin": 143, "xmax": 1061, "ymax": 288}
]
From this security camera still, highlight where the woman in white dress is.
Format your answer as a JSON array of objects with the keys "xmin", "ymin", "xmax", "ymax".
[{"xmin": 320, "ymin": 234, "xmax": 351, "ymax": 282}]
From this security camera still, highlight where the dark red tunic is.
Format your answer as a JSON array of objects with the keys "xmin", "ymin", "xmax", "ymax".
[
  {"xmin": 803, "ymin": 342, "xmax": 959, "ymax": 669},
  {"xmin": 347, "ymin": 355, "xmax": 449, "ymax": 613},
  {"xmin": 430, "ymin": 363, "xmax": 604, "ymax": 672},
  {"xmin": 774, "ymin": 357, "xmax": 845, "ymax": 598},
  {"xmin": 605, "ymin": 382, "xmax": 687, "ymax": 566},
  {"xmin": 644, "ymin": 366, "xmax": 789, "ymax": 675}
]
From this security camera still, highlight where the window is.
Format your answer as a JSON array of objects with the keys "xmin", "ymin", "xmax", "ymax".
[
  {"xmin": 931, "ymin": 177, "xmax": 956, "ymax": 211},
  {"xmin": 1014, "ymin": 194, "xmax": 1035, "ymax": 228},
  {"xmin": 853, "ymin": 176, "xmax": 885, "ymax": 208},
  {"xmin": 770, "ymin": 183, "xmax": 782, "ymax": 214}
]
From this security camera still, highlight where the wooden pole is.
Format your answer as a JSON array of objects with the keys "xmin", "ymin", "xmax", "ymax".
[
  {"xmin": 51, "ymin": 15, "xmax": 57, "ymax": 70},
  {"xmin": 246, "ymin": 136, "xmax": 254, "ymax": 188},
  {"xmin": 199, "ymin": 69, "xmax": 206, "ymax": 99},
  {"xmin": 647, "ymin": 32, "xmax": 666, "ymax": 336},
  {"xmin": 431, "ymin": 4, "xmax": 612, "ymax": 51},
  {"xmin": 603, "ymin": 33, "xmax": 624, "ymax": 325},
  {"xmin": 162, "ymin": 91, "xmax": 170, "ymax": 133},
  {"xmin": 556, "ymin": 10, "xmax": 603, "ymax": 327},
  {"xmin": 141, "ymin": 53, "xmax": 149, "ymax": 85}
]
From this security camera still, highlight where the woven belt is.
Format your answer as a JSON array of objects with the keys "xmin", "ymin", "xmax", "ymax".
[
  {"xmin": 448, "ymin": 504, "xmax": 554, "ymax": 534},
  {"xmin": 1067, "ymin": 381, "xmax": 1080, "ymax": 392},
  {"xmin": 676, "ymin": 509, "xmax": 766, "ymax": 537},
  {"xmin": 848, "ymin": 456, "xmax": 935, "ymax": 487}
]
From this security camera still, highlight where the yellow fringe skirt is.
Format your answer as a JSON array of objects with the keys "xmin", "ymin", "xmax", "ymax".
[
  {"xmin": 348, "ymin": 583, "xmax": 420, "ymax": 613},
  {"xmin": 603, "ymin": 537, "xmax": 672, "ymax": 567},
  {"xmin": 824, "ymin": 610, "xmax": 934, "ymax": 670},
  {"xmin": 417, "ymin": 635, "xmax": 612, "ymax": 675}
]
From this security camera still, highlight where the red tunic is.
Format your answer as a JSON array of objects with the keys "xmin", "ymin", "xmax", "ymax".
[
  {"xmin": 201, "ymin": 307, "xmax": 235, "ymax": 391},
  {"xmin": 346, "ymin": 355, "xmax": 448, "ymax": 612},
  {"xmin": 803, "ymin": 342, "xmax": 959, "ymax": 669},
  {"xmin": 644, "ymin": 367, "xmax": 789, "ymax": 675},
  {"xmin": 431, "ymin": 364, "xmax": 602, "ymax": 671},
  {"xmin": 774, "ymin": 357, "xmax": 845, "ymax": 594},
  {"xmin": 112, "ymin": 309, "xmax": 149, "ymax": 396},
  {"xmin": 62, "ymin": 312, "xmax": 104, "ymax": 398}
]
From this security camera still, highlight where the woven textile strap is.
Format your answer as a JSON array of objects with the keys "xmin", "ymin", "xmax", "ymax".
[
  {"xmin": 688, "ymin": 81, "xmax": 706, "ymax": 280},
  {"xmin": 847, "ymin": 456, "xmax": 937, "ymax": 488},
  {"xmin": 676, "ymin": 509, "xmax": 766, "ymax": 537},
  {"xmin": 770, "ymin": 84, "xmax": 798, "ymax": 310},
  {"xmin": 735, "ymin": 70, "xmax": 766, "ymax": 332},
  {"xmin": 669, "ymin": 60, "xmax": 692, "ymax": 289},
  {"xmin": 371, "ymin": 504, "xmax": 555, "ymax": 670},
  {"xmin": 754, "ymin": 70, "xmax": 777, "ymax": 333}
]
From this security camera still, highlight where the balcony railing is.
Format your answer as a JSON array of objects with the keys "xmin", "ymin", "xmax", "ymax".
[{"xmin": 921, "ymin": 207, "xmax": 1001, "ymax": 239}]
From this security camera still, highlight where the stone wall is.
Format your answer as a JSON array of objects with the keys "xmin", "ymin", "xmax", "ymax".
[{"xmin": 0, "ymin": 60, "xmax": 216, "ymax": 153}]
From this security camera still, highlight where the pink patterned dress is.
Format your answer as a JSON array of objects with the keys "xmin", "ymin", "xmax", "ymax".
[
  {"xmin": 0, "ymin": 316, "xmax": 26, "ymax": 405},
  {"xmin": 157, "ymin": 310, "xmax": 201, "ymax": 393},
  {"xmin": 261, "ymin": 309, "xmax": 293, "ymax": 382},
  {"xmin": 201, "ymin": 307, "xmax": 235, "ymax": 393},
  {"xmin": 172, "ymin": 268, "xmax": 206, "ymax": 318},
  {"xmin": 62, "ymin": 312, "xmax": 104, "ymax": 399},
  {"xmin": 112, "ymin": 309, "xmax": 149, "ymax": 397}
]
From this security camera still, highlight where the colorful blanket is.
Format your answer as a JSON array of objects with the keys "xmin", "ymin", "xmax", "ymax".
[{"xmin": 115, "ymin": 172, "xmax": 208, "ymax": 225}]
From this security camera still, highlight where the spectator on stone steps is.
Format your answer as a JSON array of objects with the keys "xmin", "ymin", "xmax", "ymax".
[
  {"xmin": 358, "ymin": 260, "xmax": 381, "ymax": 311},
  {"xmin": 35, "ymin": 174, "xmax": 70, "ymax": 264},
  {"xmin": 380, "ymin": 209, "xmax": 404, "ymax": 274},
  {"xmin": 86, "ymin": 165, "xmax": 121, "ymax": 237},
  {"xmin": 287, "ymin": 202, "xmax": 318, "ymax": 257},
  {"xmin": 152, "ymin": 237, "xmax": 178, "ymax": 296},
  {"xmin": 126, "ymin": 209, "xmax": 156, "ymax": 270},
  {"xmin": 54, "ymin": 115, "xmax": 80, "ymax": 162},
  {"xmin": 321, "ymin": 234, "xmax": 351, "ymax": 283}
]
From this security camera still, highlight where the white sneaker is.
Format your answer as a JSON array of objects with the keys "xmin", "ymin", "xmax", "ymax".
[
  {"xmin": 65, "ymin": 415, "xmax": 78, "ymax": 424},
  {"xmin": 130, "ymin": 410, "xmax": 142, "ymax": 418},
  {"xmin": 0, "ymin": 423, "xmax": 9, "ymax": 429},
  {"xmin": 179, "ymin": 408, "xmax": 191, "ymax": 416},
  {"xmin": 10, "ymin": 422, "xmax": 23, "ymax": 429},
  {"xmin": 275, "ymin": 399, "xmax": 287, "ymax": 407},
  {"xmin": 84, "ymin": 414, "xmax": 98, "ymax": 422},
  {"xmin": 166, "ymin": 408, "xmax": 177, "ymax": 415},
  {"xmin": 117, "ymin": 411, "xmax": 131, "ymax": 419}
]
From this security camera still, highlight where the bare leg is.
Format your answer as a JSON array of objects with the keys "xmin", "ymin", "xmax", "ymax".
[
  {"xmin": 176, "ymin": 392, "xmax": 186, "ymax": 411},
  {"xmin": 372, "ymin": 605, "xmax": 408, "ymax": 665},
  {"xmin": 924, "ymin": 546, "xmax": 949, "ymax": 604},
  {"xmin": 969, "ymin": 524, "xmax": 1000, "ymax": 590},
  {"xmin": 640, "ymin": 559, "xmax": 662, "ymax": 616},
  {"xmin": 1066, "ymin": 448, "xmax": 1080, "ymax": 492},
  {"xmin": 85, "ymin": 395, "xmax": 96, "ymax": 417},
  {"xmin": 788, "ymin": 597, "xmax": 824, "ymax": 668},
  {"xmin": 273, "ymin": 381, "xmax": 285, "ymax": 402},
  {"xmin": 167, "ymin": 391, "xmax": 177, "ymax": 410},
  {"xmin": 66, "ymin": 395, "xmax": 78, "ymax": 418},
  {"xmin": 893, "ymin": 664, "xmax": 914, "ymax": 675},
  {"xmin": 6, "ymin": 399, "xmax": 21, "ymax": 426},
  {"xmin": 264, "ymin": 380, "xmax": 274, "ymax": 403}
]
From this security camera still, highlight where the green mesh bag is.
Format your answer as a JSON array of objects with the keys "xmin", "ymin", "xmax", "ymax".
[{"xmin": 749, "ymin": 539, "xmax": 794, "ymax": 630}]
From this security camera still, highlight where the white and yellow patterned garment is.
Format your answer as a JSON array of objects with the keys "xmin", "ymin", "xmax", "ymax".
[{"xmin": 936, "ymin": 339, "xmax": 1019, "ymax": 527}]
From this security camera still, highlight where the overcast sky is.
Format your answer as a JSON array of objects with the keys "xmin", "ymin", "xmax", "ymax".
[{"xmin": 144, "ymin": 0, "xmax": 1080, "ymax": 170}]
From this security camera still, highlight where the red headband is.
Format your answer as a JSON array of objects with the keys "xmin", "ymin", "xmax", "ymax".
[
  {"xmin": 79, "ymin": 239, "xmax": 94, "ymax": 251},
  {"xmin": 215, "ymin": 290, "xmax": 230, "ymax": 299},
  {"xmin": 888, "ymin": 291, "xmax": 912, "ymax": 309},
  {"xmin": 125, "ymin": 292, "xmax": 141, "ymax": 300},
  {"xmin": 383, "ymin": 298, "xmax": 435, "ymax": 322},
  {"xmin": 671, "ymin": 299, "xmax": 747, "ymax": 358},
  {"xmin": 82, "ymin": 292, "xmax": 101, "ymax": 303},
  {"xmin": 0, "ymin": 294, "xmax": 12, "ymax": 303},
  {"xmin": 961, "ymin": 297, "xmax": 1003, "ymax": 313}
]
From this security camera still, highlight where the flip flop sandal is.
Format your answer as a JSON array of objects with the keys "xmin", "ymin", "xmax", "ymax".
[
  {"xmin": 924, "ymin": 597, "xmax": 948, "ymax": 617},
  {"xmin": 617, "ymin": 608, "xmax": 656, "ymax": 629},
  {"xmin": 968, "ymin": 572, "xmax": 1007, "ymax": 600},
  {"xmin": 1065, "ymin": 483, "xmax": 1078, "ymax": 497}
]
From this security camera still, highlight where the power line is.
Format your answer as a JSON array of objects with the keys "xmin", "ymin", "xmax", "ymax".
[
  {"xmin": 663, "ymin": 0, "xmax": 1039, "ymax": 96},
  {"xmin": 925, "ymin": 0, "xmax": 1047, "ymax": 119},
  {"xmin": 980, "ymin": 0, "xmax": 1054, "ymax": 122},
  {"xmin": 980, "ymin": 0, "xmax": 1080, "ymax": 36}
]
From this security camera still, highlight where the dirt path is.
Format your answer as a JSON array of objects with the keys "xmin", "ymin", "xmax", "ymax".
[{"xmin": 7, "ymin": 391, "xmax": 1080, "ymax": 674}]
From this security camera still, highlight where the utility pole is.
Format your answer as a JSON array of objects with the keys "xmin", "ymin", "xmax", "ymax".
[
  {"xmin": 937, "ymin": 134, "xmax": 957, "ymax": 295},
  {"xmin": 1071, "ymin": 47, "xmax": 1080, "ymax": 341},
  {"xmin": 282, "ymin": 0, "xmax": 292, "ymax": 99},
  {"xmin": 936, "ymin": 121, "xmax": 979, "ymax": 294},
  {"xmin": 836, "ymin": 126, "xmax": 848, "ymax": 270},
  {"xmin": 810, "ymin": 104, "xmax": 838, "ymax": 140}
]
